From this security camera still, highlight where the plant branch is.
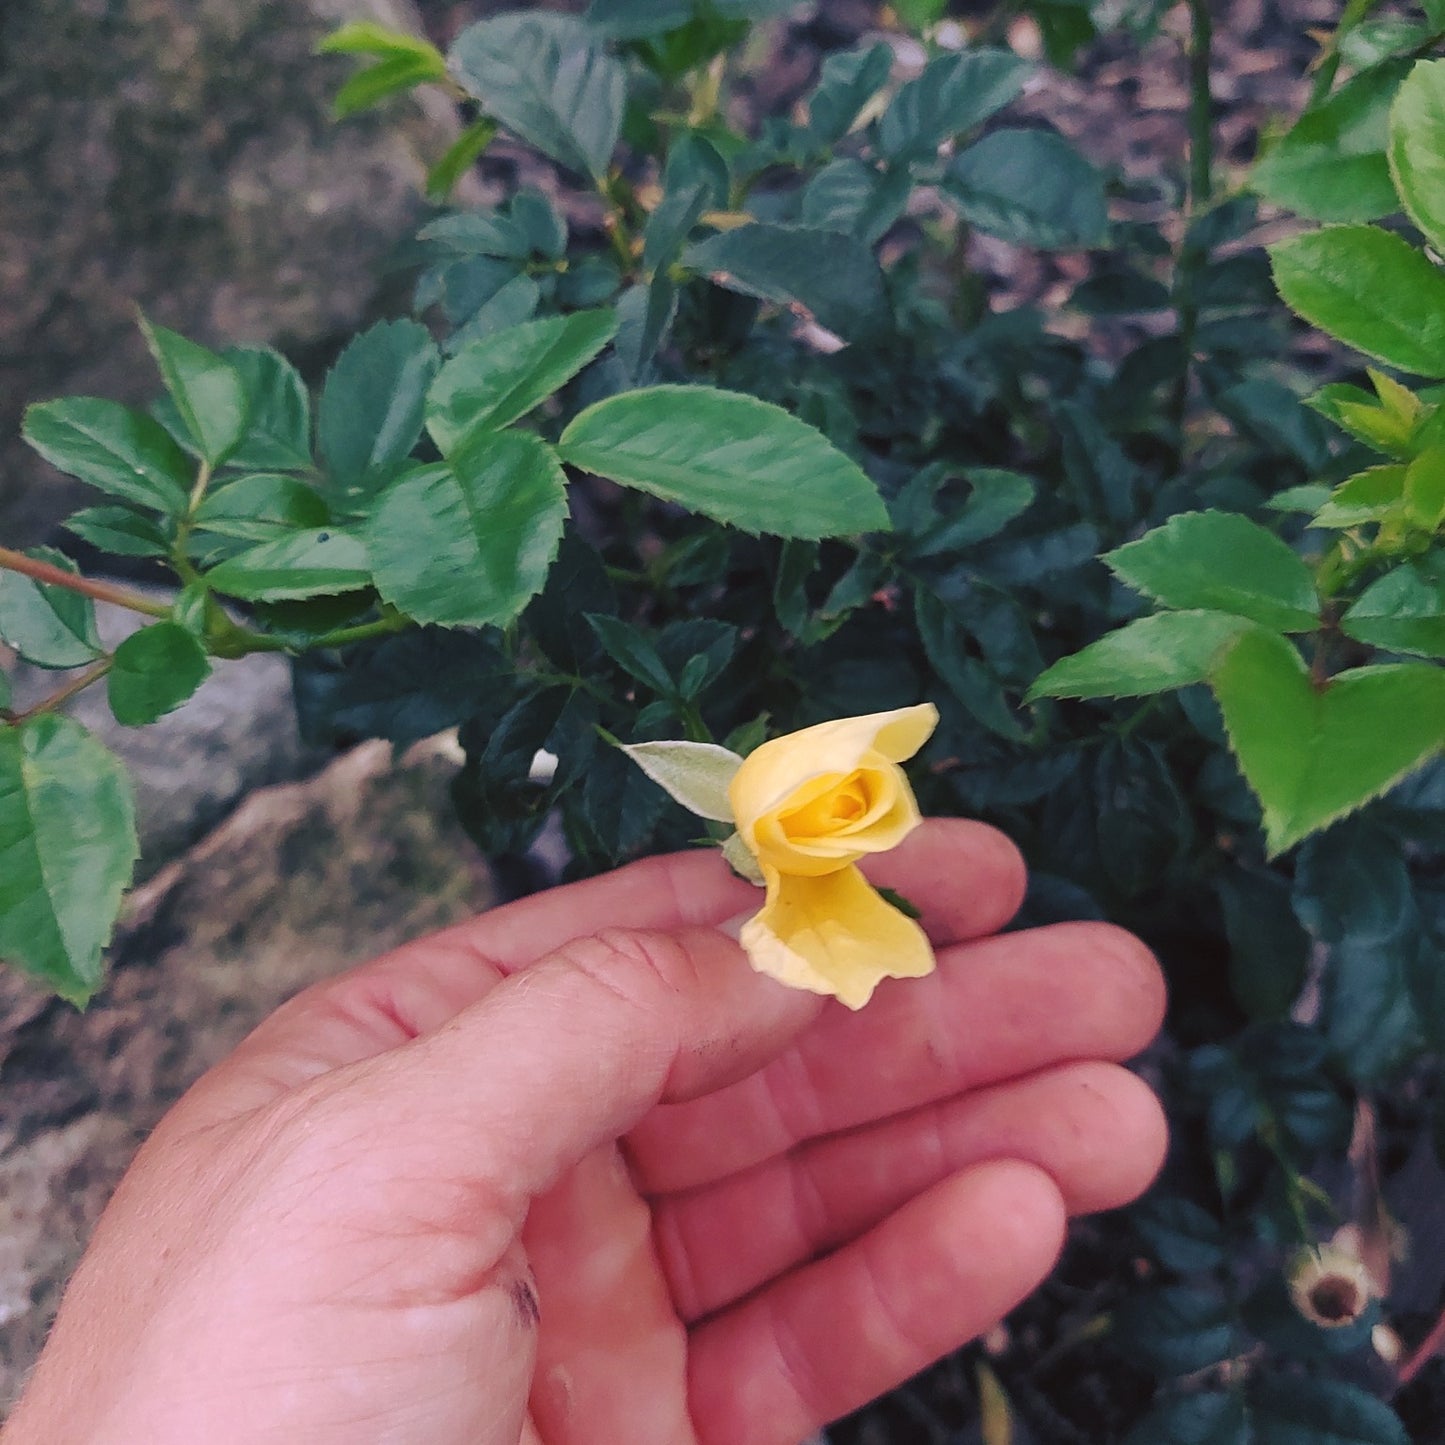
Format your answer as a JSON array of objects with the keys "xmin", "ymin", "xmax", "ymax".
[
  {"xmin": 6, "ymin": 657, "xmax": 114, "ymax": 725},
  {"xmin": 0, "ymin": 547, "xmax": 171, "ymax": 619}
]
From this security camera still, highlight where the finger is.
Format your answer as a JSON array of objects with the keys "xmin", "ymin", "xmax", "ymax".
[
  {"xmin": 656, "ymin": 1061, "xmax": 1166, "ymax": 1321},
  {"xmin": 627, "ymin": 921, "xmax": 1165, "ymax": 1193},
  {"xmin": 204, "ymin": 849, "xmax": 760, "ymax": 1107},
  {"xmin": 200, "ymin": 819, "xmax": 1024, "ymax": 1109},
  {"xmin": 688, "ymin": 1160, "xmax": 1067, "ymax": 1445},
  {"xmin": 316, "ymin": 925, "xmax": 825, "ymax": 1230}
]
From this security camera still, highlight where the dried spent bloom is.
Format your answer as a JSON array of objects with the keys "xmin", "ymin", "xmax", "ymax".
[
  {"xmin": 622, "ymin": 703, "xmax": 939, "ymax": 1009},
  {"xmin": 1288, "ymin": 1239, "xmax": 1376, "ymax": 1329}
]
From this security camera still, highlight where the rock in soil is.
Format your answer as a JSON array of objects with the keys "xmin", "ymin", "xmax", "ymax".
[{"xmin": 0, "ymin": 734, "xmax": 497, "ymax": 1412}]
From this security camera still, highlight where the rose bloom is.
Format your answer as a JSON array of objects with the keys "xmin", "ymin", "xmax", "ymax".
[{"xmin": 728, "ymin": 703, "xmax": 939, "ymax": 1009}]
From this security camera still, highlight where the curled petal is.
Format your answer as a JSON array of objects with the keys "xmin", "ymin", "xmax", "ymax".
[{"xmin": 739, "ymin": 863, "xmax": 935, "ymax": 1010}]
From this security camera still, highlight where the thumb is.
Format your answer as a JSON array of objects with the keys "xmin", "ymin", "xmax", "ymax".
[{"xmin": 331, "ymin": 922, "xmax": 823, "ymax": 1211}]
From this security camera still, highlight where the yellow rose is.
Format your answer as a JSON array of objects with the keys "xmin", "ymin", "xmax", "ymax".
[{"xmin": 728, "ymin": 703, "xmax": 938, "ymax": 1009}]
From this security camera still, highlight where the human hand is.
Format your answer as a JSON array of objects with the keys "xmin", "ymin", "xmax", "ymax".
[{"xmin": 4, "ymin": 819, "xmax": 1166, "ymax": 1445}]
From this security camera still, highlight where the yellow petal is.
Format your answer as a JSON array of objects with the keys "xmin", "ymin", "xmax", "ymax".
[
  {"xmin": 739, "ymin": 863, "xmax": 936, "ymax": 1010},
  {"xmin": 729, "ymin": 703, "xmax": 938, "ymax": 826}
]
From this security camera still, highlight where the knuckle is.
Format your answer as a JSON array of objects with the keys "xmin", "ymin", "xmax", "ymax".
[{"xmin": 554, "ymin": 926, "xmax": 702, "ymax": 1008}]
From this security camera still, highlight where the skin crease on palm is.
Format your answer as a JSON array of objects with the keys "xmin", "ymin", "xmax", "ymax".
[{"xmin": 2, "ymin": 818, "xmax": 1168, "ymax": 1445}]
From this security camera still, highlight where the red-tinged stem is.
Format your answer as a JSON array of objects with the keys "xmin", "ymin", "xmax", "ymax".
[
  {"xmin": 0, "ymin": 547, "xmax": 170, "ymax": 619},
  {"xmin": 6, "ymin": 657, "xmax": 114, "ymax": 725}
]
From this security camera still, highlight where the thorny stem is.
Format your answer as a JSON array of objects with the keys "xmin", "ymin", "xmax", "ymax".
[
  {"xmin": 5, "ymin": 658, "xmax": 114, "ymax": 726},
  {"xmin": 0, "ymin": 547, "xmax": 170, "ymax": 619}
]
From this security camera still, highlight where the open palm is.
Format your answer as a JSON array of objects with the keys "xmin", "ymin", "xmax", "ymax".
[{"xmin": 6, "ymin": 821, "xmax": 1165, "ymax": 1445}]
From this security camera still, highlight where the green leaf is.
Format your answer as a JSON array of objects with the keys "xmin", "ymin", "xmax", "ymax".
[
  {"xmin": 1130, "ymin": 1196, "xmax": 1229, "ymax": 1274},
  {"xmin": 586, "ymin": 613, "xmax": 676, "ymax": 694},
  {"xmin": 449, "ymin": 13, "xmax": 626, "ymax": 180},
  {"xmin": 1405, "ymin": 445, "xmax": 1445, "ymax": 527},
  {"xmin": 684, "ymin": 222, "xmax": 889, "ymax": 341},
  {"xmin": 585, "ymin": 0, "xmax": 695, "ymax": 38},
  {"xmin": 1211, "ymin": 628, "xmax": 1445, "ymax": 854},
  {"xmin": 446, "ymin": 275, "xmax": 542, "ymax": 349},
  {"xmin": 878, "ymin": 49, "xmax": 1031, "ymax": 162},
  {"xmin": 944, "ymin": 128, "xmax": 1108, "ymax": 249},
  {"xmin": 1028, "ymin": 610, "xmax": 1256, "ymax": 700},
  {"xmin": 916, "ymin": 589, "xmax": 1026, "ymax": 740},
  {"xmin": 0, "ymin": 548, "xmax": 103, "ymax": 670},
  {"xmin": 23, "ymin": 398, "xmax": 191, "ymax": 513},
  {"xmin": 0, "ymin": 715, "xmax": 138, "ymax": 1003},
  {"xmin": 800, "ymin": 159, "xmax": 911, "ymax": 245},
  {"xmin": 1389, "ymin": 58, "xmax": 1445, "ymax": 258},
  {"xmin": 557, "ymin": 385, "xmax": 890, "ymax": 537},
  {"xmin": 1106, "ymin": 512, "xmax": 1320, "ymax": 631},
  {"xmin": 317, "ymin": 20, "xmax": 446, "ymax": 65},
  {"xmin": 332, "ymin": 52, "xmax": 447, "ymax": 119},
  {"xmin": 893, "ymin": 0, "xmax": 947, "ymax": 30},
  {"xmin": 206, "ymin": 528, "xmax": 372, "ymax": 601},
  {"xmin": 1343, "ymin": 562, "xmax": 1445, "ymax": 657},
  {"xmin": 367, "ymin": 434, "xmax": 567, "ymax": 627},
  {"xmin": 426, "ymin": 118, "xmax": 499, "ymax": 200},
  {"xmin": 1217, "ymin": 867, "xmax": 1312, "ymax": 1019},
  {"xmin": 806, "ymin": 42, "xmax": 894, "ymax": 146},
  {"xmin": 1112, "ymin": 1285, "xmax": 1239, "ymax": 1376},
  {"xmin": 619, "ymin": 740, "xmax": 742, "ymax": 821},
  {"xmin": 224, "ymin": 348, "xmax": 313, "ymax": 472},
  {"xmin": 418, "ymin": 211, "xmax": 531, "ymax": 258},
  {"xmin": 63, "ymin": 506, "xmax": 171, "ymax": 558},
  {"xmin": 425, "ymin": 310, "xmax": 617, "ymax": 452},
  {"xmin": 1253, "ymin": 60, "xmax": 1408, "ymax": 222},
  {"xmin": 1269, "ymin": 225, "xmax": 1445, "ymax": 377},
  {"xmin": 318, "ymin": 319, "xmax": 440, "ymax": 500},
  {"xmin": 139, "ymin": 317, "xmax": 248, "ymax": 467},
  {"xmin": 193, "ymin": 473, "xmax": 329, "ymax": 540},
  {"xmin": 512, "ymin": 189, "xmax": 568, "ymax": 258},
  {"xmin": 1312, "ymin": 464, "xmax": 1406, "ymax": 527},
  {"xmin": 106, "ymin": 622, "xmax": 210, "ymax": 726},
  {"xmin": 1249, "ymin": 1374, "xmax": 1409, "ymax": 1444}
]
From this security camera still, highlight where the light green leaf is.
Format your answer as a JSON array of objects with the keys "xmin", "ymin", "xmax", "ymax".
[
  {"xmin": 206, "ymin": 528, "xmax": 372, "ymax": 600},
  {"xmin": 619, "ymin": 739, "xmax": 743, "ymax": 821},
  {"xmin": 23, "ymin": 398, "xmax": 191, "ymax": 513},
  {"xmin": 1269, "ymin": 225, "xmax": 1445, "ymax": 377},
  {"xmin": 224, "ymin": 348, "xmax": 313, "ymax": 472},
  {"xmin": 1106, "ymin": 511, "xmax": 1321, "ymax": 631},
  {"xmin": 878, "ymin": 49, "xmax": 1031, "ymax": 161},
  {"xmin": 426, "ymin": 119, "xmax": 499, "ymax": 200},
  {"xmin": 1343, "ymin": 563, "xmax": 1445, "ymax": 657},
  {"xmin": 318, "ymin": 319, "xmax": 440, "ymax": 500},
  {"xmin": 1028, "ymin": 610, "xmax": 1256, "ymax": 700},
  {"xmin": 426, "ymin": 310, "xmax": 617, "ymax": 452},
  {"xmin": 684, "ymin": 222, "xmax": 889, "ymax": 341},
  {"xmin": 722, "ymin": 830, "xmax": 765, "ymax": 884},
  {"xmin": 893, "ymin": 0, "xmax": 948, "ymax": 30},
  {"xmin": 139, "ymin": 316, "xmax": 248, "ymax": 466},
  {"xmin": 1389, "ymin": 58, "xmax": 1445, "ymax": 258},
  {"xmin": 107, "ymin": 622, "xmax": 211, "ymax": 726},
  {"xmin": 944, "ymin": 128, "xmax": 1108, "ymax": 249},
  {"xmin": 332, "ymin": 52, "xmax": 447, "ymax": 119},
  {"xmin": 193, "ymin": 473, "xmax": 329, "ymax": 540},
  {"xmin": 449, "ymin": 12, "xmax": 625, "ymax": 180},
  {"xmin": 0, "ymin": 548, "xmax": 103, "ymax": 670},
  {"xmin": 1312, "ymin": 464, "xmax": 1406, "ymax": 527},
  {"xmin": 367, "ymin": 434, "xmax": 567, "ymax": 627},
  {"xmin": 1405, "ymin": 445, "xmax": 1445, "ymax": 527},
  {"xmin": 557, "ymin": 385, "xmax": 890, "ymax": 537},
  {"xmin": 1211, "ymin": 628, "xmax": 1445, "ymax": 854},
  {"xmin": 317, "ymin": 20, "xmax": 446, "ymax": 65},
  {"xmin": 0, "ymin": 715, "xmax": 138, "ymax": 1004},
  {"xmin": 1253, "ymin": 60, "xmax": 1408, "ymax": 222}
]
